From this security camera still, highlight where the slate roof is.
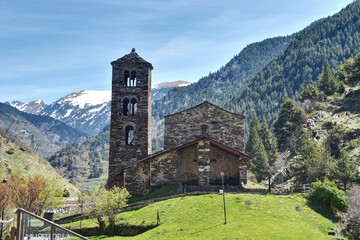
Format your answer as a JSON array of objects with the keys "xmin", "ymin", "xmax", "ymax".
[
  {"xmin": 111, "ymin": 48, "xmax": 153, "ymax": 69},
  {"xmin": 118, "ymin": 136, "xmax": 253, "ymax": 171}
]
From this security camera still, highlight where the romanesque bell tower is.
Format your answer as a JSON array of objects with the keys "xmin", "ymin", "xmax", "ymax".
[{"xmin": 108, "ymin": 48, "xmax": 153, "ymax": 188}]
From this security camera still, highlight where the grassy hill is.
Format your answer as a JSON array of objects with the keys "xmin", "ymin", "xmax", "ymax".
[
  {"xmin": 63, "ymin": 194, "xmax": 342, "ymax": 239},
  {"xmin": 0, "ymin": 132, "xmax": 79, "ymax": 196}
]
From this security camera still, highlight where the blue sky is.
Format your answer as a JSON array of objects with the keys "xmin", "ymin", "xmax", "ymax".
[{"xmin": 0, "ymin": 0, "xmax": 354, "ymax": 104}]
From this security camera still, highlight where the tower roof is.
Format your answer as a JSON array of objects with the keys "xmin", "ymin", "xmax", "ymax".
[{"xmin": 112, "ymin": 48, "xmax": 153, "ymax": 69}]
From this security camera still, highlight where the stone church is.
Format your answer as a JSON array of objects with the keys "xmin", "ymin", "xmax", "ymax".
[{"xmin": 108, "ymin": 49, "xmax": 253, "ymax": 195}]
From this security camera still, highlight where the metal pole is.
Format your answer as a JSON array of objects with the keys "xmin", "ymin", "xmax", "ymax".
[
  {"xmin": 268, "ymin": 176, "xmax": 271, "ymax": 194},
  {"xmin": 221, "ymin": 173, "xmax": 227, "ymax": 224},
  {"xmin": 0, "ymin": 210, "xmax": 4, "ymax": 240}
]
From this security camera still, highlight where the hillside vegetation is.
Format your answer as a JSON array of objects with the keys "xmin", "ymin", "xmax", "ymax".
[
  {"xmin": 0, "ymin": 103, "xmax": 88, "ymax": 157},
  {"xmin": 47, "ymin": 125, "xmax": 110, "ymax": 192},
  {"xmin": 152, "ymin": 35, "xmax": 295, "ymax": 122},
  {"xmin": 0, "ymin": 132, "xmax": 78, "ymax": 195},
  {"xmin": 224, "ymin": 0, "xmax": 360, "ymax": 127},
  {"xmin": 63, "ymin": 194, "xmax": 341, "ymax": 240}
]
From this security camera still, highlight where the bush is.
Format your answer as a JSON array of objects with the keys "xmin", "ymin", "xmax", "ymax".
[
  {"xmin": 300, "ymin": 84, "xmax": 319, "ymax": 102},
  {"xmin": 308, "ymin": 178, "xmax": 348, "ymax": 212},
  {"xmin": 5, "ymin": 148, "xmax": 14, "ymax": 154},
  {"xmin": 348, "ymin": 138, "xmax": 360, "ymax": 149}
]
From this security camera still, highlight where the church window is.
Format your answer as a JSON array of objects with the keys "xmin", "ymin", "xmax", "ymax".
[
  {"xmin": 123, "ymin": 98, "xmax": 130, "ymax": 116},
  {"xmin": 125, "ymin": 126, "xmax": 134, "ymax": 145},
  {"xmin": 131, "ymin": 98, "xmax": 137, "ymax": 115},
  {"xmin": 130, "ymin": 71, "xmax": 137, "ymax": 87},
  {"xmin": 201, "ymin": 125, "xmax": 208, "ymax": 135},
  {"xmin": 124, "ymin": 71, "xmax": 130, "ymax": 87}
]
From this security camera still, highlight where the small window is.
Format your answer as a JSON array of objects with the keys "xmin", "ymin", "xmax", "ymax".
[
  {"xmin": 130, "ymin": 71, "xmax": 137, "ymax": 87},
  {"xmin": 131, "ymin": 98, "xmax": 137, "ymax": 116},
  {"xmin": 125, "ymin": 126, "xmax": 134, "ymax": 145},
  {"xmin": 123, "ymin": 98, "xmax": 129, "ymax": 116},
  {"xmin": 124, "ymin": 71, "xmax": 130, "ymax": 87},
  {"xmin": 201, "ymin": 125, "xmax": 208, "ymax": 135}
]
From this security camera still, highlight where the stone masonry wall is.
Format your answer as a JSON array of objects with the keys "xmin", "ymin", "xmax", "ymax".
[
  {"xmin": 108, "ymin": 49, "xmax": 153, "ymax": 189},
  {"xmin": 150, "ymin": 151, "xmax": 179, "ymax": 189},
  {"xmin": 198, "ymin": 140, "xmax": 211, "ymax": 185},
  {"xmin": 164, "ymin": 101, "xmax": 245, "ymax": 152},
  {"xmin": 125, "ymin": 161, "xmax": 150, "ymax": 195}
]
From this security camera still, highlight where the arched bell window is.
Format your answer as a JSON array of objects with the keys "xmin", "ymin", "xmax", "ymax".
[
  {"xmin": 125, "ymin": 126, "xmax": 134, "ymax": 145},
  {"xmin": 130, "ymin": 71, "xmax": 137, "ymax": 87},
  {"xmin": 131, "ymin": 98, "xmax": 137, "ymax": 116},
  {"xmin": 123, "ymin": 98, "xmax": 130, "ymax": 116},
  {"xmin": 124, "ymin": 71, "xmax": 130, "ymax": 87}
]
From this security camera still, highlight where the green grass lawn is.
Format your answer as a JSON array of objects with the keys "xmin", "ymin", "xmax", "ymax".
[{"xmin": 62, "ymin": 193, "xmax": 342, "ymax": 240}]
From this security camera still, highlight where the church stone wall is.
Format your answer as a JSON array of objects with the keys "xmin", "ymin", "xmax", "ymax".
[
  {"xmin": 164, "ymin": 102, "xmax": 245, "ymax": 152},
  {"xmin": 150, "ymin": 151, "xmax": 179, "ymax": 189}
]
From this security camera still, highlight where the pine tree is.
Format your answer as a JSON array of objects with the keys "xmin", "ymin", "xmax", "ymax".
[
  {"xmin": 349, "ymin": 52, "xmax": 360, "ymax": 84},
  {"xmin": 273, "ymin": 99, "xmax": 304, "ymax": 154},
  {"xmin": 252, "ymin": 139, "xmax": 269, "ymax": 182},
  {"xmin": 292, "ymin": 130, "xmax": 333, "ymax": 183},
  {"xmin": 245, "ymin": 114, "xmax": 269, "ymax": 182},
  {"xmin": 260, "ymin": 118, "xmax": 279, "ymax": 166},
  {"xmin": 318, "ymin": 62, "xmax": 344, "ymax": 95},
  {"xmin": 299, "ymin": 84, "xmax": 319, "ymax": 102},
  {"xmin": 245, "ymin": 114, "xmax": 261, "ymax": 156},
  {"xmin": 331, "ymin": 149, "xmax": 357, "ymax": 189}
]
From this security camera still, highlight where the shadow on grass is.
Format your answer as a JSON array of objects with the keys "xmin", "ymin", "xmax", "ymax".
[
  {"xmin": 306, "ymin": 200, "xmax": 339, "ymax": 222},
  {"xmin": 189, "ymin": 223, "xmax": 224, "ymax": 235},
  {"xmin": 129, "ymin": 184, "xmax": 179, "ymax": 203},
  {"xmin": 75, "ymin": 223, "xmax": 157, "ymax": 237}
]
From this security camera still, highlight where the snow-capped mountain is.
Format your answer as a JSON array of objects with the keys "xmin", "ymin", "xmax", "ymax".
[
  {"xmin": 39, "ymin": 90, "xmax": 111, "ymax": 136},
  {"xmin": 152, "ymin": 80, "xmax": 190, "ymax": 103},
  {"xmin": 5, "ymin": 81, "xmax": 191, "ymax": 136},
  {"xmin": 6, "ymin": 100, "xmax": 47, "ymax": 114},
  {"xmin": 152, "ymin": 80, "xmax": 190, "ymax": 90}
]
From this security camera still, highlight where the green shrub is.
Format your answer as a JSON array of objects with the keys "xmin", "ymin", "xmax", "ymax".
[
  {"xmin": 322, "ymin": 121, "xmax": 332, "ymax": 129},
  {"xmin": 308, "ymin": 178, "xmax": 348, "ymax": 212},
  {"xmin": 315, "ymin": 104, "xmax": 326, "ymax": 111},
  {"xmin": 5, "ymin": 148, "xmax": 14, "ymax": 154},
  {"xmin": 348, "ymin": 138, "xmax": 360, "ymax": 149},
  {"xmin": 308, "ymin": 110, "xmax": 318, "ymax": 118},
  {"xmin": 300, "ymin": 84, "xmax": 319, "ymax": 102}
]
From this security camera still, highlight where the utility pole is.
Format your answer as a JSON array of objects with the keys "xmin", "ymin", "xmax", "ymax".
[{"xmin": 220, "ymin": 172, "xmax": 227, "ymax": 224}]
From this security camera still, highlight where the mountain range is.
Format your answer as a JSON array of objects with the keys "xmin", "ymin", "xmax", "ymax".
[
  {"xmin": 2, "ymin": 0, "xmax": 360, "ymax": 190},
  {"xmin": 0, "ymin": 103, "xmax": 88, "ymax": 157},
  {"xmin": 6, "ymin": 81, "xmax": 190, "ymax": 136}
]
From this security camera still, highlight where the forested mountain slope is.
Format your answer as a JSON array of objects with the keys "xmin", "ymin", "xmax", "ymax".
[
  {"xmin": 152, "ymin": 35, "xmax": 295, "ymax": 121},
  {"xmin": 47, "ymin": 124, "xmax": 110, "ymax": 192},
  {"xmin": 224, "ymin": 0, "xmax": 360, "ymax": 126},
  {"xmin": 0, "ymin": 103, "xmax": 88, "ymax": 157}
]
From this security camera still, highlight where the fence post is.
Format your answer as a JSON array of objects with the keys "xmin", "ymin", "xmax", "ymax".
[
  {"xmin": 50, "ymin": 225, "xmax": 55, "ymax": 240},
  {"xmin": 10, "ymin": 227, "xmax": 15, "ymax": 240},
  {"xmin": 156, "ymin": 211, "xmax": 160, "ymax": 225}
]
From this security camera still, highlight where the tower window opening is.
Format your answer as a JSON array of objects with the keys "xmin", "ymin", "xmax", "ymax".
[
  {"xmin": 123, "ymin": 98, "xmax": 130, "ymax": 116},
  {"xmin": 131, "ymin": 98, "xmax": 138, "ymax": 115},
  {"xmin": 131, "ymin": 71, "xmax": 137, "ymax": 87},
  {"xmin": 124, "ymin": 71, "xmax": 130, "ymax": 87},
  {"xmin": 201, "ymin": 125, "xmax": 208, "ymax": 135},
  {"xmin": 125, "ymin": 126, "xmax": 134, "ymax": 145}
]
